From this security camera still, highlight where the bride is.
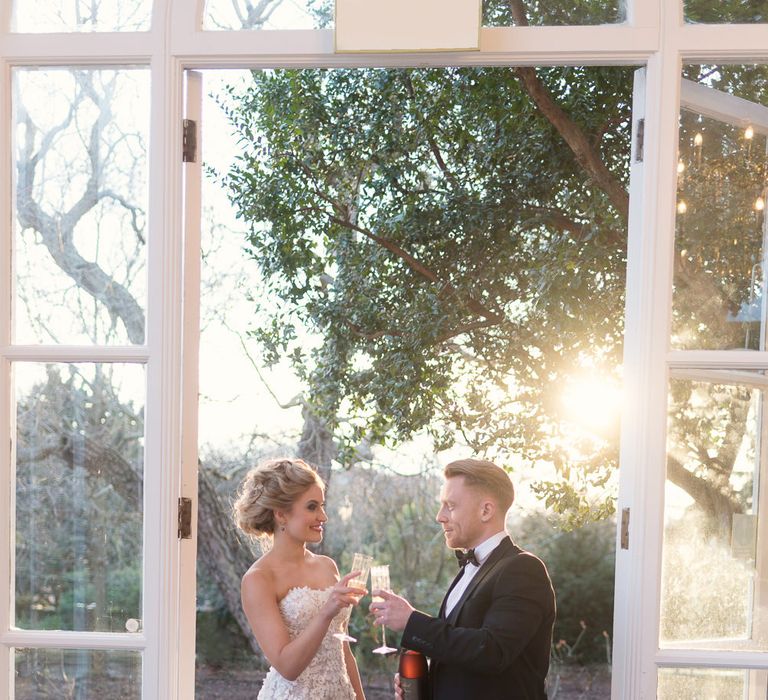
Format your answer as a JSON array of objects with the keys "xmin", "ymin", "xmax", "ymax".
[{"xmin": 234, "ymin": 457, "xmax": 366, "ymax": 700}]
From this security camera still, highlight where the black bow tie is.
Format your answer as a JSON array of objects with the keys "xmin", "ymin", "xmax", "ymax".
[{"xmin": 455, "ymin": 548, "xmax": 480, "ymax": 568}]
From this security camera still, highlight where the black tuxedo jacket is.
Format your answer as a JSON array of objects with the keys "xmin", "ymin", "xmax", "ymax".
[{"xmin": 400, "ymin": 537, "xmax": 555, "ymax": 700}]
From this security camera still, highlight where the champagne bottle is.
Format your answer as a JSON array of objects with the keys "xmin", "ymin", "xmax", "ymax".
[{"xmin": 398, "ymin": 649, "xmax": 428, "ymax": 699}]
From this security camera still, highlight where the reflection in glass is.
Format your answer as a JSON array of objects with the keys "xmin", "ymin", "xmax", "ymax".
[
  {"xmin": 15, "ymin": 648, "xmax": 141, "ymax": 699},
  {"xmin": 12, "ymin": 0, "xmax": 152, "ymax": 32},
  {"xmin": 14, "ymin": 363, "xmax": 144, "ymax": 633},
  {"xmin": 685, "ymin": 1, "xmax": 767, "ymax": 24},
  {"xmin": 13, "ymin": 68, "xmax": 149, "ymax": 345},
  {"xmin": 658, "ymin": 667, "xmax": 750, "ymax": 699},
  {"xmin": 673, "ymin": 66, "xmax": 768, "ymax": 351},
  {"xmin": 203, "ymin": 0, "xmax": 332, "ymax": 30},
  {"xmin": 483, "ymin": 0, "xmax": 624, "ymax": 26},
  {"xmin": 661, "ymin": 374, "xmax": 768, "ymax": 651}
]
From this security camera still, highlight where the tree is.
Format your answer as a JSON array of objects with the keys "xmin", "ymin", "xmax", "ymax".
[
  {"xmin": 220, "ymin": 46, "xmax": 768, "ymax": 534},
  {"xmin": 15, "ymin": 365, "xmax": 144, "ymax": 632},
  {"xmin": 220, "ymin": 62, "xmax": 632, "ymax": 524}
]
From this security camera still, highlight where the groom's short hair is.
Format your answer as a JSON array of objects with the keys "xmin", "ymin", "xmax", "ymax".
[{"xmin": 444, "ymin": 459, "xmax": 515, "ymax": 514}]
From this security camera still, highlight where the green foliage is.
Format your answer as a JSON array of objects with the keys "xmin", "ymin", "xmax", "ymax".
[
  {"xmin": 219, "ymin": 65, "xmax": 633, "ymax": 523},
  {"xmin": 516, "ymin": 514, "xmax": 615, "ymax": 663},
  {"xmin": 196, "ymin": 608, "xmax": 256, "ymax": 669},
  {"xmin": 483, "ymin": 0, "xmax": 624, "ymax": 26},
  {"xmin": 684, "ymin": 0, "xmax": 767, "ymax": 23}
]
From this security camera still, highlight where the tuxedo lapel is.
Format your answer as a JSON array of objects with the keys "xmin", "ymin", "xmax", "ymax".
[
  {"xmin": 446, "ymin": 537, "xmax": 516, "ymax": 625},
  {"xmin": 439, "ymin": 567, "xmax": 466, "ymax": 618}
]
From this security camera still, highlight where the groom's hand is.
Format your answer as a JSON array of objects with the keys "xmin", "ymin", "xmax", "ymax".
[{"xmin": 369, "ymin": 589, "xmax": 415, "ymax": 632}]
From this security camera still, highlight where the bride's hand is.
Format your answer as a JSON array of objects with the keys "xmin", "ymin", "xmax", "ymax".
[{"xmin": 322, "ymin": 571, "xmax": 367, "ymax": 619}]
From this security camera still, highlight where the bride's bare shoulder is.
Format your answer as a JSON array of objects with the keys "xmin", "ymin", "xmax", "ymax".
[
  {"xmin": 242, "ymin": 557, "xmax": 277, "ymax": 595},
  {"xmin": 309, "ymin": 552, "xmax": 340, "ymax": 579}
]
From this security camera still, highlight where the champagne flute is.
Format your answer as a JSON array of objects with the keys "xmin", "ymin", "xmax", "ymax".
[
  {"xmin": 371, "ymin": 564, "xmax": 398, "ymax": 654},
  {"xmin": 333, "ymin": 552, "xmax": 372, "ymax": 643}
]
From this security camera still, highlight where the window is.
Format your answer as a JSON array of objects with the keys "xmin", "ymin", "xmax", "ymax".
[{"xmin": 11, "ymin": 0, "xmax": 152, "ymax": 32}]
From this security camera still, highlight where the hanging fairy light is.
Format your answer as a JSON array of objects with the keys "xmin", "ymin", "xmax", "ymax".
[
  {"xmin": 745, "ymin": 125, "xmax": 754, "ymax": 140},
  {"xmin": 693, "ymin": 132, "xmax": 703, "ymax": 165},
  {"xmin": 755, "ymin": 196, "xmax": 765, "ymax": 212},
  {"xmin": 677, "ymin": 200, "xmax": 688, "ymax": 214},
  {"xmin": 677, "ymin": 160, "xmax": 685, "ymax": 174}
]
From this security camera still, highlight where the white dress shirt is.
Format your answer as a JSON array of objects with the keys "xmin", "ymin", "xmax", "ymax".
[{"xmin": 444, "ymin": 530, "xmax": 508, "ymax": 617}]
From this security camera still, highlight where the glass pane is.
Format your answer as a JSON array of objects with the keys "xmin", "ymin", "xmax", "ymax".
[
  {"xmin": 203, "ymin": 0, "xmax": 331, "ymax": 30},
  {"xmin": 672, "ymin": 65, "xmax": 768, "ymax": 351},
  {"xmin": 15, "ymin": 648, "xmax": 141, "ymax": 699},
  {"xmin": 13, "ymin": 68, "xmax": 149, "ymax": 345},
  {"xmin": 14, "ymin": 363, "xmax": 144, "ymax": 633},
  {"xmin": 12, "ymin": 0, "xmax": 152, "ymax": 32},
  {"xmin": 660, "ymin": 373, "xmax": 768, "ymax": 651},
  {"xmin": 685, "ymin": 1, "xmax": 768, "ymax": 24},
  {"xmin": 483, "ymin": 0, "xmax": 625, "ymax": 26},
  {"xmin": 658, "ymin": 668, "xmax": 768, "ymax": 699}
]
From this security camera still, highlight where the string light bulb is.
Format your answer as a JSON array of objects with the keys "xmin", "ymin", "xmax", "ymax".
[
  {"xmin": 677, "ymin": 160, "xmax": 685, "ymax": 174},
  {"xmin": 677, "ymin": 200, "xmax": 688, "ymax": 214},
  {"xmin": 745, "ymin": 125, "xmax": 754, "ymax": 140},
  {"xmin": 694, "ymin": 133, "xmax": 703, "ymax": 146},
  {"xmin": 755, "ymin": 196, "xmax": 765, "ymax": 212}
]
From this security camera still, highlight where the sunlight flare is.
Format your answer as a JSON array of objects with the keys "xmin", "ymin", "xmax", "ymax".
[{"xmin": 560, "ymin": 375, "xmax": 622, "ymax": 434}]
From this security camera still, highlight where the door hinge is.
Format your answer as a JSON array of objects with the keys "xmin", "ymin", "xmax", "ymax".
[
  {"xmin": 178, "ymin": 497, "xmax": 192, "ymax": 539},
  {"xmin": 634, "ymin": 118, "xmax": 644, "ymax": 163},
  {"xmin": 182, "ymin": 119, "xmax": 197, "ymax": 163},
  {"xmin": 620, "ymin": 507, "xmax": 630, "ymax": 549}
]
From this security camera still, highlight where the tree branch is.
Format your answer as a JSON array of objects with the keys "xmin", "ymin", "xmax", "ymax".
[
  {"xmin": 667, "ymin": 454, "xmax": 743, "ymax": 525},
  {"xmin": 325, "ymin": 214, "xmax": 505, "ymax": 324},
  {"xmin": 401, "ymin": 73, "xmax": 461, "ymax": 190},
  {"xmin": 509, "ymin": 0, "xmax": 530, "ymax": 25},
  {"xmin": 15, "ymin": 75, "xmax": 146, "ymax": 344},
  {"xmin": 512, "ymin": 65, "xmax": 630, "ymax": 220}
]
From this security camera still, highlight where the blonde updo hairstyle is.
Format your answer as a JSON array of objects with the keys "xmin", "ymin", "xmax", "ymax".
[{"xmin": 233, "ymin": 457, "xmax": 324, "ymax": 539}]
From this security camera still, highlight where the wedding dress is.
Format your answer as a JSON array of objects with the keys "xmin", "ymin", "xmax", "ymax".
[{"xmin": 257, "ymin": 586, "xmax": 357, "ymax": 699}]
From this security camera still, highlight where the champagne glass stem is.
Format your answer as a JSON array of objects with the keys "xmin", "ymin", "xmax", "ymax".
[
  {"xmin": 334, "ymin": 553, "xmax": 372, "ymax": 644},
  {"xmin": 371, "ymin": 564, "xmax": 397, "ymax": 654}
]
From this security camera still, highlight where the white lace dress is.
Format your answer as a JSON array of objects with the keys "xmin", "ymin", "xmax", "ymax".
[{"xmin": 257, "ymin": 586, "xmax": 357, "ymax": 700}]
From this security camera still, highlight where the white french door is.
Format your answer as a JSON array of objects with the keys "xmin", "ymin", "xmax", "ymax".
[
  {"xmin": 615, "ymin": 65, "xmax": 768, "ymax": 698},
  {"xmin": 0, "ymin": 10, "xmax": 193, "ymax": 700}
]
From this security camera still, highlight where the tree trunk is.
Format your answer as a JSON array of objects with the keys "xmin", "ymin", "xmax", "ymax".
[
  {"xmin": 197, "ymin": 463, "xmax": 263, "ymax": 657},
  {"xmin": 297, "ymin": 403, "xmax": 336, "ymax": 486}
]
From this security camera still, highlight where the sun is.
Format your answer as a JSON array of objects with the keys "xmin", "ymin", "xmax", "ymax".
[{"xmin": 560, "ymin": 374, "xmax": 623, "ymax": 436}]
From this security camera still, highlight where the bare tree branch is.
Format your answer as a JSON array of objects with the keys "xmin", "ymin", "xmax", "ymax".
[{"xmin": 15, "ymin": 72, "xmax": 146, "ymax": 344}]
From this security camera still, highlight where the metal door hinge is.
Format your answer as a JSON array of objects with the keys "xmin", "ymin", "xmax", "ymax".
[
  {"xmin": 182, "ymin": 119, "xmax": 197, "ymax": 163},
  {"xmin": 620, "ymin": 507, "xmax": 630, "ymax": 549},
  {"xmin": 634, "ymin": 119, "xmax": 644, "ymax": 163},
  {"xmin": 178, "ymin": 497, "xmax": 192, "ymax": 539}
]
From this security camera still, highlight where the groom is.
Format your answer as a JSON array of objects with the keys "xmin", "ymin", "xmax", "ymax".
[{"xmin": 370, "ymin": 459, "xmax": 556, "ymax": 700}]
